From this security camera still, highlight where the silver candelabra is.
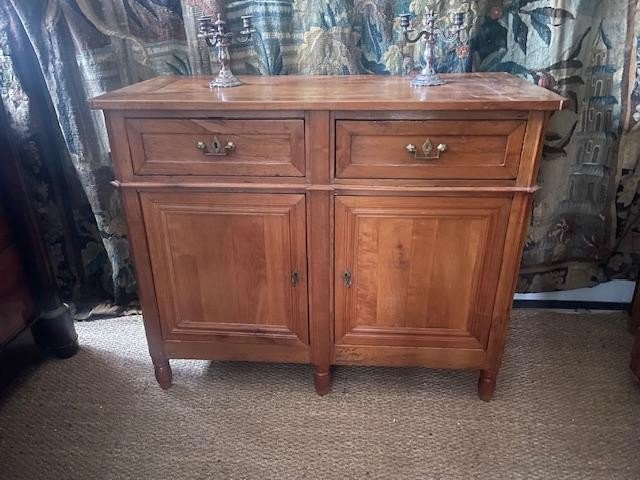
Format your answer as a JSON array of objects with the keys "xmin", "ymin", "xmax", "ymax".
[
  {"xmin": 198, "ymin": 13, "xmax": 255, "ymax": 88},
  {"xmin": 399, "ymin": 10, "xmax": 465, "ymax": 87}
]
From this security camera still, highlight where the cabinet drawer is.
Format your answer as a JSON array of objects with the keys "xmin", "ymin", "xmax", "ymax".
[
  {"xmin": 336, "ymin": 120, "xmax": 526, "ymax": 180},
  {"xmin": 127, "ymin": 118, "xmax": 305, "ymax": 177}
]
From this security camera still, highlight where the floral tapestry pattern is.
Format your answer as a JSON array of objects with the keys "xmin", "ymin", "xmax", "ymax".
[{"xmin": 0, "ymin": 0, "xmax": 638, "ymax": 304}]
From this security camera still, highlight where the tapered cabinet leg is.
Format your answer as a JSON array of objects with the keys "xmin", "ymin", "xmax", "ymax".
[
  {"xmin": 154, "ymin": 359, "xmax": 172, "ymax": 389},
  {"xmin": 478, "ymin": 369, "xmax": 497, "ymax": 401},
  {"xmin": 313, "ymin": 366, "xmax": 330, "ymax": 396}
]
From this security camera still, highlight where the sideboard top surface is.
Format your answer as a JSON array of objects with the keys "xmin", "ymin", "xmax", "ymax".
[{"xmin": 90, "ymin": 73, "xmax": 566, "ymax": 112}]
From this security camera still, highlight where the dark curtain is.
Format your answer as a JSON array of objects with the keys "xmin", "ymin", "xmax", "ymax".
[{"xmin": 0, "ymin": 0, "xmax": 639, "ymax": 311}]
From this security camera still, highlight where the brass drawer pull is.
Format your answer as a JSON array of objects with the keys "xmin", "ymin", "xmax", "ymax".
[
  {"xmin": 405, "ymin": 138, "xmax": 447, "ymax": 160},
  {"xmin": 195, "ymin": 136, "xmax": 236, "ymax": 156}
]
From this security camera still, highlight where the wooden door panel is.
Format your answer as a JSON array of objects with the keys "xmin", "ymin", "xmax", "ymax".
[
  {"xmin": 335, "ymin": 195, "xmax": 511, "ymax": 351},
  {"xmin": 141, "ymin": 192, "xmax": 308, "ymax": 345}
]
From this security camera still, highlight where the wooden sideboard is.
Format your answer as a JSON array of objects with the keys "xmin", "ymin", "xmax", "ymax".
[{"xmin": 91, "ymin": 74, "xmax": 564, "ymax": 400}]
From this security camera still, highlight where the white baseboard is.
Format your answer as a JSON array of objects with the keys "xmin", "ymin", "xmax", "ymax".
[{"xmin": 514, "ymin": 280, "xmax": 635, "ymax": 304}]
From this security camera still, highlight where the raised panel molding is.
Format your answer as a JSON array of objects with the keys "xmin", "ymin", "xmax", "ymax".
[
  {"xmin": 336, "ymin": 120, "xmax": 526, "ymax": 180},
  {"xmin": 127, "ymin": 118, "xmax": 305, "ymax": 177},
  {"xmin": 334, "ymin": 195, "xmax": 511, "ymax": 351},
  {"xmin": 141, "ymin": 192, "xmax": 308, "ymax": 346}
]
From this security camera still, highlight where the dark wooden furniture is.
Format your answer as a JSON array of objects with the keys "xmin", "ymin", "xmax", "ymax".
[
  {"xmin": 630, "ymin": 282, "xmax": 640, "ymax": 381},
  {"xmin": 631, "ymin": 330, "xmax": 640, "ymax": 381},
  {"xmin": 0, "ymin": 103, "xmax": 79, "ymax": 359},
  {"xmin": 91, "ymin": 74, "xmax": 564, "ymax": 400},
  {"xmin": 0, "ymin": 200, "xmax": 34, "ymax": 345}
]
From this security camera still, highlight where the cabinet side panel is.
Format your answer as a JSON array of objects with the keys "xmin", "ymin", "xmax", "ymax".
[
  {"xmin": 118, "ymin": 188, "xmax": 167, "ymax": 363},
  {"xmin": 485, "ymin": 192, "xmax": 534, "ymax": 369},
  {"xmin": 516, "ymin": 111, "xmax": 548, "ymax": 188},
  {"xmin": 105, "ymin": 111, "xmax": 135, "ymax": 181},
  {"xmin": 488, "ymin": 111, "xmax": 547, "ymax": 369}
]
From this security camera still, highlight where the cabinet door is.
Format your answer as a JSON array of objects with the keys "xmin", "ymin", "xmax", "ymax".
[
  {"xmin": 335, "ymin": 195, "xmax": 511, "ymax": 352},
  {"xmin": 141, "ymin": 192, "xmax": 308, "ymax": 346}
]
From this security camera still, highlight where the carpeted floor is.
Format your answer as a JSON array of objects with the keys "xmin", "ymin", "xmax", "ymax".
[{"xmin": 0, "ymin": 309, "xmax": 639, "ymax": 480}]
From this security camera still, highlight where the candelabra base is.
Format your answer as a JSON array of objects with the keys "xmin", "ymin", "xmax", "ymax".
[
  {"xmin": 209, "ymin": 69, "xmax": 243, "ymax": 88},
  {"xmin": 410, "ymin": 72, "xmax": 446, "ymax": 87}
]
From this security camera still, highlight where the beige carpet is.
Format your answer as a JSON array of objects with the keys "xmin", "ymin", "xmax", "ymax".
[{"xmin": 0, "ymin": 310, "xmax": 639, "ymax": 480}]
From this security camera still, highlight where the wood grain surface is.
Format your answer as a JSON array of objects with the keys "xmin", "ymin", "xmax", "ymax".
[
  {"xmin": 336, "ymin": 119, "xmax": 526, "ymax": 180},
  {"xmin": 127, "ymin": 118, "xmax": 305, "ymax": 177},
  {"xmin": 90, "ymin": 74, "xmax": 566, "ymax": 111}
]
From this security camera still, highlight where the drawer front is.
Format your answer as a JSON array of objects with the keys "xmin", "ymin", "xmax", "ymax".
[
  {"xmin": 127, "ymin": 118, "xmax": 305, "ymax": 177},
  {"xmin": 336, "ymin": 120, "xmax": 526, "ymax": 180}
]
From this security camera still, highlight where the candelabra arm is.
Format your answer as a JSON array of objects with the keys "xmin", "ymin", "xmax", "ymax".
[
  {"xmin": 235, "ymin": 15, "xmax": 255, "ymax": 45},
  {"xmin": 204, "ymin": 37, "xmax": 218, "ymax": 48},
  {"xmin": 441, "ymin": 26, "xmax": 464, "ymax": 44},
  {"xmin": 235, "ymin": 34, "xmax": 253, "ymax": 45},
  {"xmin": 402, "ymin": 30, "xmax": 428, "ymax": 44}
]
